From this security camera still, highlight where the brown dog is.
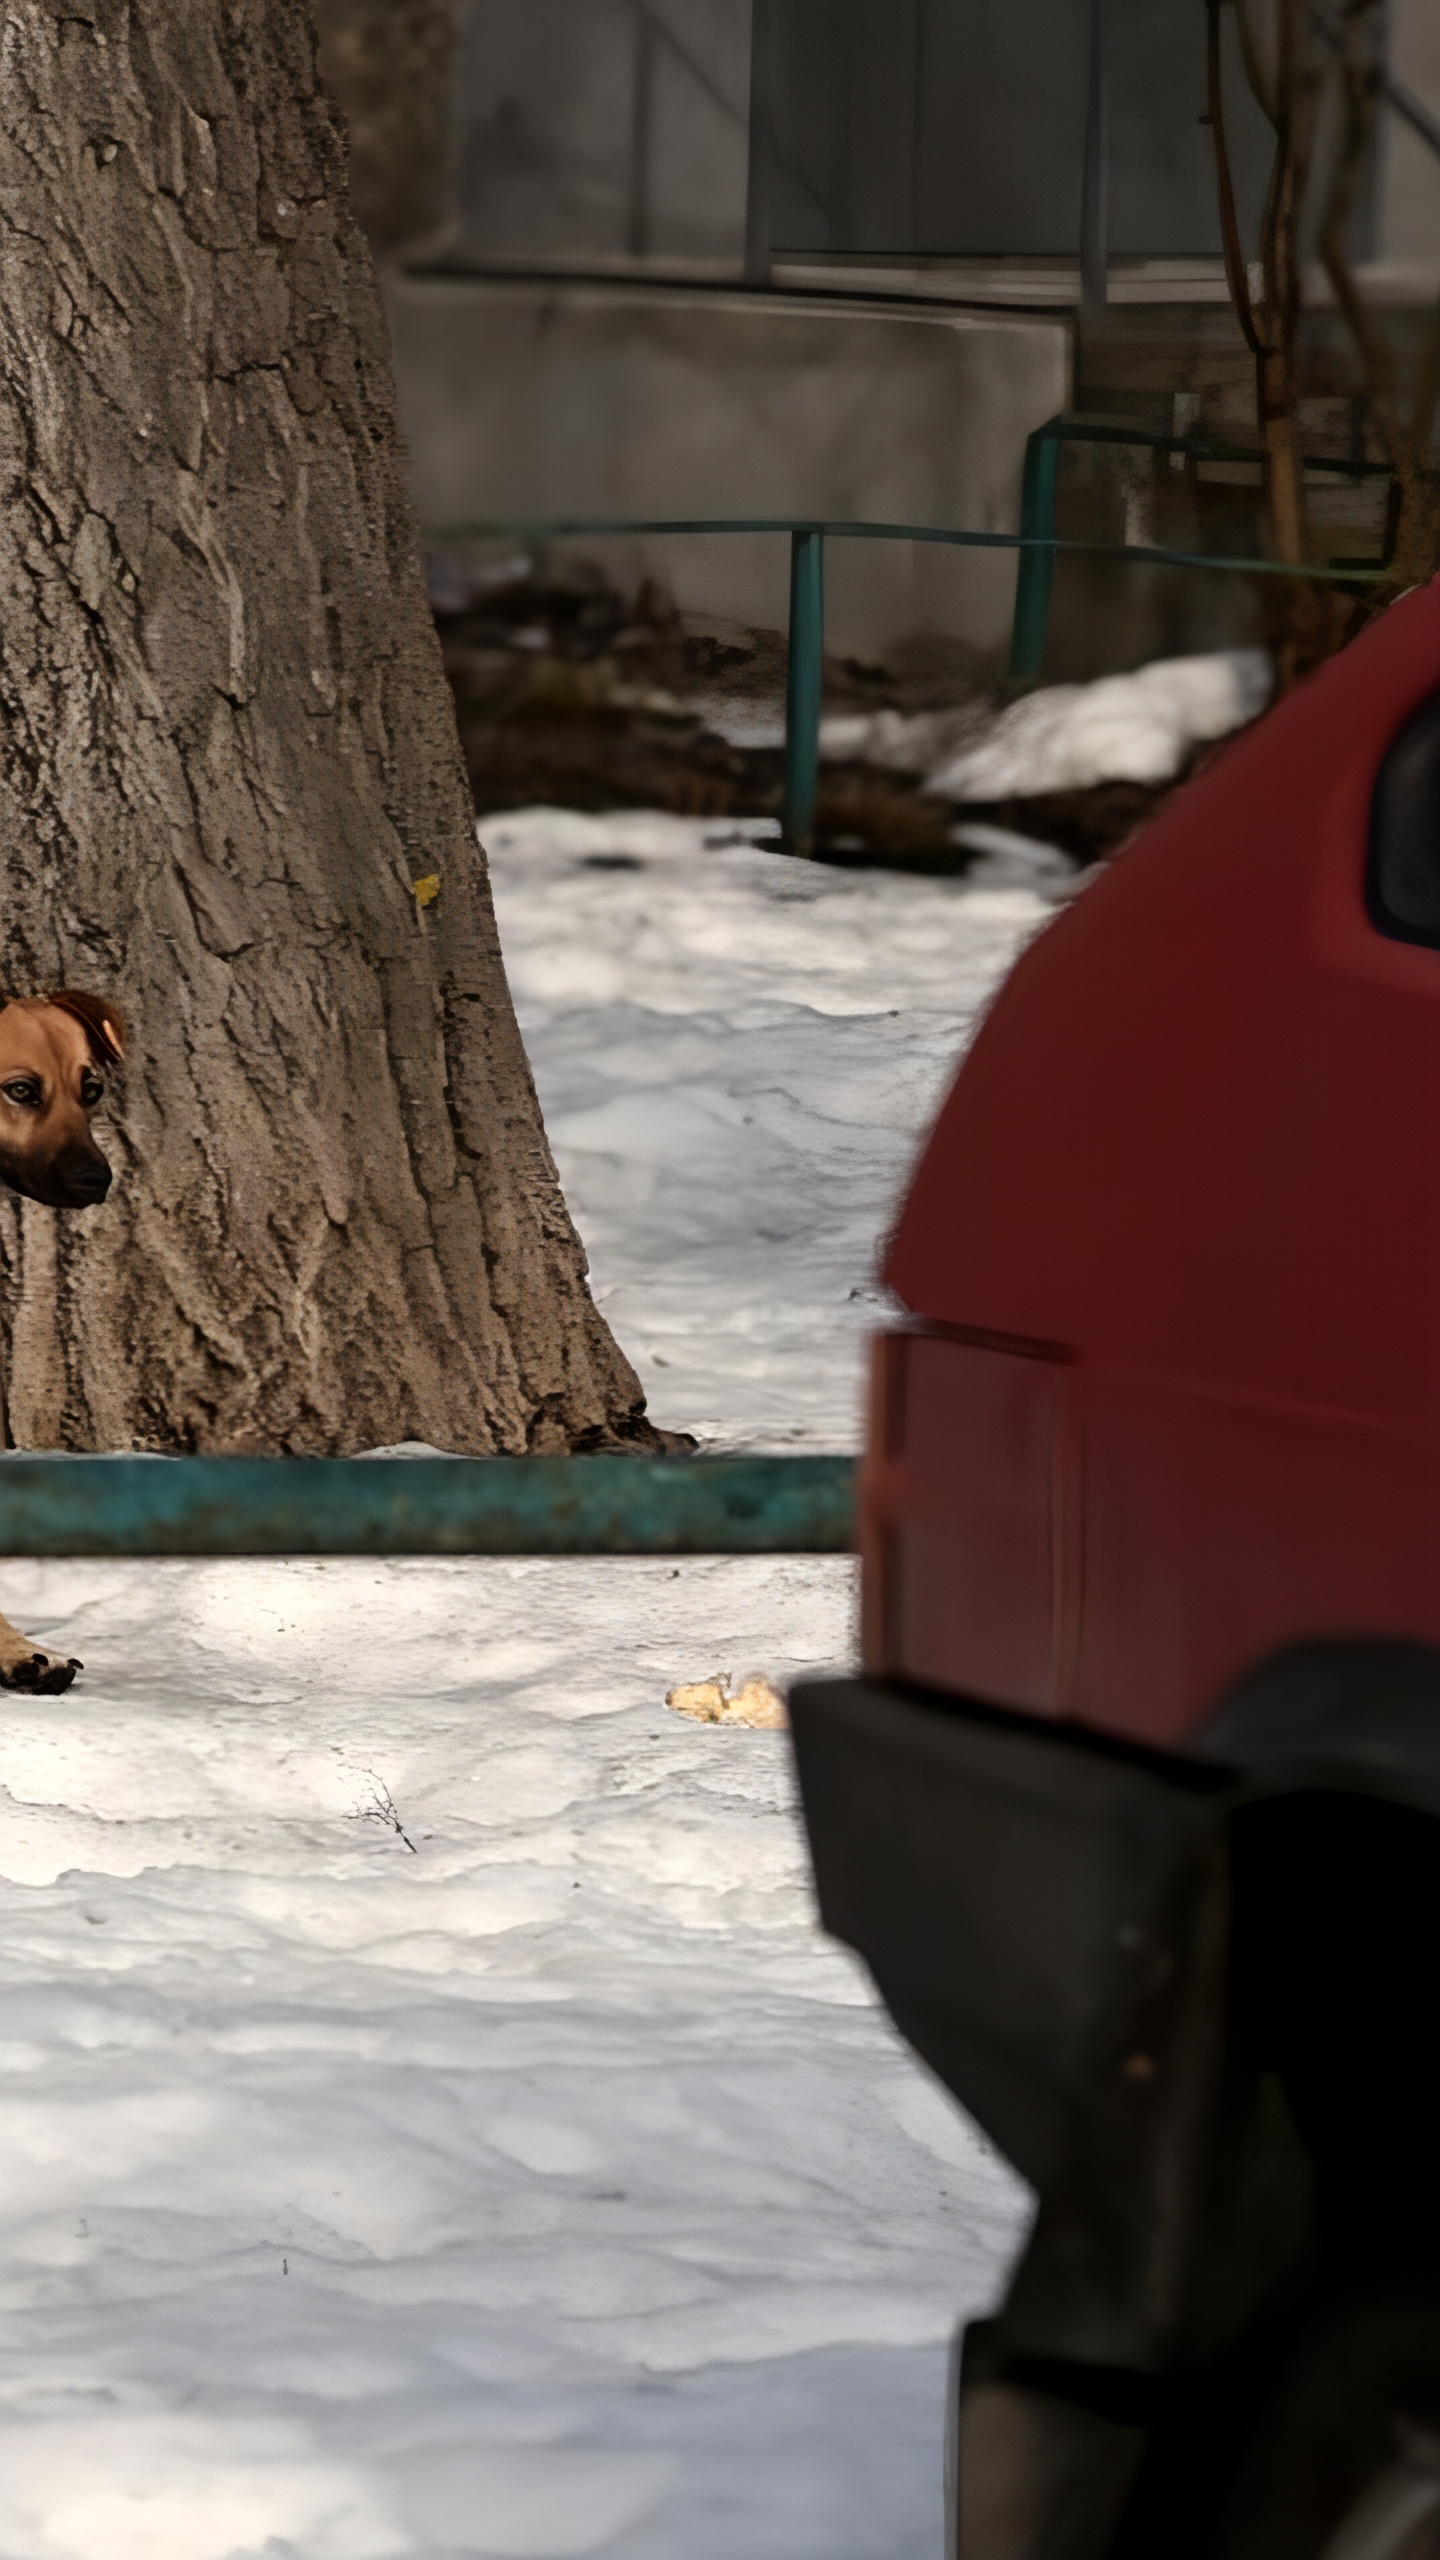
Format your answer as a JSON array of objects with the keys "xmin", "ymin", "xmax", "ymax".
[{"xmin": 0, "ymin": 991, "xmax": 124, "ymax": 1693}]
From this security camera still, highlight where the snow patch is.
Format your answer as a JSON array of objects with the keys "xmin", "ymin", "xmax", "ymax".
[
  {"xmin": 484, "ymin": 807, "xmax": 1049, "ymax": 1450},
  {"xmin": 926, "ymin": 649, "xmax": 1273, "ymax": 799}
]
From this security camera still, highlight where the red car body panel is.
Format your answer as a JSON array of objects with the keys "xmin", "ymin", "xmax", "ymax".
[{"xmin": 869, "ymin": 581, "xmax": 1440, "ymax": 1751}]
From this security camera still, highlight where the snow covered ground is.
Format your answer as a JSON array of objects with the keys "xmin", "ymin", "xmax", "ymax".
[
  {"xmin": 488, "ymin": 807, "xmax": 1059, "ymax": 1451},
  {"xmin": 0, "ymin": 816, "xmax": 1050, "ymax": 2560}
]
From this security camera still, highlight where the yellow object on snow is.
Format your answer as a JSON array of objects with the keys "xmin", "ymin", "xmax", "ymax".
[{"xmin": 665, "ymin": 1673, "xmax": 787, "ymax": 1730}]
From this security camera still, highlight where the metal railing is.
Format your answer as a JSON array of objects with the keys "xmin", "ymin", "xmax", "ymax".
[
  {"xmin": 439, "ymin": 473, "xmax": 1387, "ymax": 848},
  {"xmin": 0, "ymin": 1454, "xmax": 854, "ymax": 1556},
  {"xmin": 1009, "ymin": 417, "xmax": 1394, "ymax": 677}
]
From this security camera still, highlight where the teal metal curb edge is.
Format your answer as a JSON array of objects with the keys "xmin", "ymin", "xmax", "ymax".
[{"xmin": 0, "ymin": 1455, "xmax": 856, "ymax": 1557}]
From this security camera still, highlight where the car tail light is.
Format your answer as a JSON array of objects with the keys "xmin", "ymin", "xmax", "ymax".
[{"xmin": 859, "ymin": 1327, "xmax": 1074, "ymax": 1716}]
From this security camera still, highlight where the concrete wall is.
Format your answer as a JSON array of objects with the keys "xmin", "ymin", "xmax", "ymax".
[
  {"xmin": 1378, "ymin": 0, "xmax": 1440, "ymax": 284},
  {"xmin": 453, "ymin": 0, "xmax": 750, "ymax": 268},
  {"xmin": 386, "ymin": 276, "xmax": 1071, "ymax": 661}
]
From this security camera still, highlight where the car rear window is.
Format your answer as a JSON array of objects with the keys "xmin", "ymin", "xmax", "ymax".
[{"xmin": 1368, "ymin": 688, "xmax": 1440, "ymax": 946}]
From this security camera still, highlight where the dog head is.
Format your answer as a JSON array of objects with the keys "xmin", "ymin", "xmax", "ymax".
[{"xmin": 0, "ymin": 992, "xmax": 125, "ymax": 1209}]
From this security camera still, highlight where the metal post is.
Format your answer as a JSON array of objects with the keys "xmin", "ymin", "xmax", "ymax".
[
  {"xmin": 783, "ymin": 527, "xmax": 824, "ymax": 852},
  {"xmin": 1080, "ymin": 0, "xmax": 1109, "ymax": 307},
  {"xmin": 1009, "ymin": 426, "xmax": 1061, "ymax": 681},
  {"xmin": 744, "ymin": 0, "xmax": 774, "ymax": 286}
]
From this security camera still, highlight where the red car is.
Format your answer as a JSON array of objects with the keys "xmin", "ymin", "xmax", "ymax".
[{"xmin": 792, "ymin": 582, "xmax": 1440, "ymax": 2560}]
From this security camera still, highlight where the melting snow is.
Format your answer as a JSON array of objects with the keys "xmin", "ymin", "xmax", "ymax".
[
  {"xmin": 681, "ymin": 650, "xmax": 1271, "ymax": 809},
  {"xmin": 0, "ymin": 812, "xmax": 1050, "ymax": 2560},
  {"xmin": 926, "ymin": 648, "xmax": 1273, "ymax": 799}
]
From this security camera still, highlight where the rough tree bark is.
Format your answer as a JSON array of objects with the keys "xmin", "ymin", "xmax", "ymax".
[{"xmin": 0, "ymin": 0, "xmax": 655, "ymax": 1454}]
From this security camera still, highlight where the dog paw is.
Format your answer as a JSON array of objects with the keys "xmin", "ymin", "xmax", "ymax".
[{"xmin": 0, "ymin": 1649, "xmax": 82, "ymax": 1694}]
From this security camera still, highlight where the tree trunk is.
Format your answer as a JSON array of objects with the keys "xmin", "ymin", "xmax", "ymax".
[
  {"xmin": 1252, "ymin": 0, "xmax": 1320, "ymax": 572},
  {"xmin": 0, "ymin": 0, "xmax": 654, "ymax": 1455}
]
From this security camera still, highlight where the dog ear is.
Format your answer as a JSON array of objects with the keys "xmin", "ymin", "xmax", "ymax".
[{"xmin": 45, "ymin": 991, "xmax": 125, "ymax": 1067}]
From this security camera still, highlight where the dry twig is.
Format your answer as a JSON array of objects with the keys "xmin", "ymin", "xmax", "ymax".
[{"xmin": 353, "ymin": 1775, "xmax": 418, "ymax": 1852}]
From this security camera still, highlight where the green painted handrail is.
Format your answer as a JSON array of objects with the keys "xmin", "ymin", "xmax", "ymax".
[
  {"xmin": 0, "ymin": 1454, "xmax": 855, "ymax": 1556},
  {"xmin": 442, "ymin": 509, "xmax": 1386, "ymax": 577},
  {"xmin": 437, "ymin": 502, "xmax": 1386, "ymax": 849},
  {"xmin": 1009, "ymin": 417, "xmax": 1393, "ymax": 676}
]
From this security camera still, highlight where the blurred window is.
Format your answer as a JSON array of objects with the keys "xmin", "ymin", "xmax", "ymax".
[
  {"xmin": 766, "ymin": 0, "xmax": 1279, "ymax": 259},
  {"xmin": 455, "ymin": 0, "xmax": 751, "ymax": 269},
  {"xmin": 1368, "ymin": 691, "xmax": 1440, "ymax": 947}
]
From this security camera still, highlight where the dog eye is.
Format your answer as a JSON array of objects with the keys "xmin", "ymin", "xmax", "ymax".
[
  {"xmin": 80, "ymin": 1076, "xmax": 104, "ymax": 1106},
  {"xmin": 2, "ymin": 1078, "xmax": 40, "ymax": 1108}
]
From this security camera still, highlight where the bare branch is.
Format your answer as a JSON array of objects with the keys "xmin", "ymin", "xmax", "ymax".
[
  {"xmin": 354, "ymin": 1775, "xmax": 418, "ymax": 1852},
  {"xmin": 1208, "ymin": 0, "xmax": 1264, "ymax": 355},
  {"xmin": 1409, "ymin": 292, "xmax": 1440, "ymax": 476},
  {"xmin": 1261, "ymin": 0, "xmax": 1323, "ymax": 339},
  {"xmin": 1316, "ymin": 0, "xmax": 1398, "ymax": 455},
  {"xmin": 1236, "ymin": 0, "xmax": 1280, "ymax": 128}
]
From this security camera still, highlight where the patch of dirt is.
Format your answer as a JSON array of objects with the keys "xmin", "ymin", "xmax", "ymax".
[{"xmin": 961, "ymin": 780, "xmax": 1174, "ymax": 865}]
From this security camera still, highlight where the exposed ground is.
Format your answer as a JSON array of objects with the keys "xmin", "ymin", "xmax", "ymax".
[{"xmin": 432, "ymin": 555, "xmax": 1175, "ymax": 869}]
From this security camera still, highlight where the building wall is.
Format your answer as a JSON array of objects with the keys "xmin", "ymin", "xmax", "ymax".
[
  {"xmin": 1378, "ymin": 0, "xmax": 1440, "ymax": 280},
  {"xmin": 317, "ymin": 1, "xmax": 1439, "ymax": 284},
  {"xmin": 765, "ymin": 0, "xmax": 1276, "ymax": 261},
  {"xmin": 343, "ymin": 9, "xmax": 1435, "ymax": 667},
  {"xmin": 386, "ymin": 276, "xmax": 1070, "ymax": 661}
]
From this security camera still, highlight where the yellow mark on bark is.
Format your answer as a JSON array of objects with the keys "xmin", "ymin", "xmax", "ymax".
[{"xmin": 412, "ymin": 874, "xmax": 440, "ymax": 908}]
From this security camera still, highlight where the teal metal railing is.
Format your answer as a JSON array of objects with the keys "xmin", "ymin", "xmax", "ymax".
[
  {"xmin": 1009, "ymin": 417, "xmax": 1394, "ymax": 679},
  {"xmin": 0, "ymin": 1454, "xmax": 854, "ymax": 1556},
  {"xmin": 439, "ymin": 465, "xmax": 1388, "ymax": 850}
]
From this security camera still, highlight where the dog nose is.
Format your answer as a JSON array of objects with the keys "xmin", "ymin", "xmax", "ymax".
[{"xmin": 59, "ymin": 1152, "xmax": 111, "ymax": 1204}]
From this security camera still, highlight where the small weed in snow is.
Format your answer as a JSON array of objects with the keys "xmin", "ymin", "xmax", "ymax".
[{"xmin": 352, "ymin": 1774, "xmax": 417, "ymax": 1852}]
